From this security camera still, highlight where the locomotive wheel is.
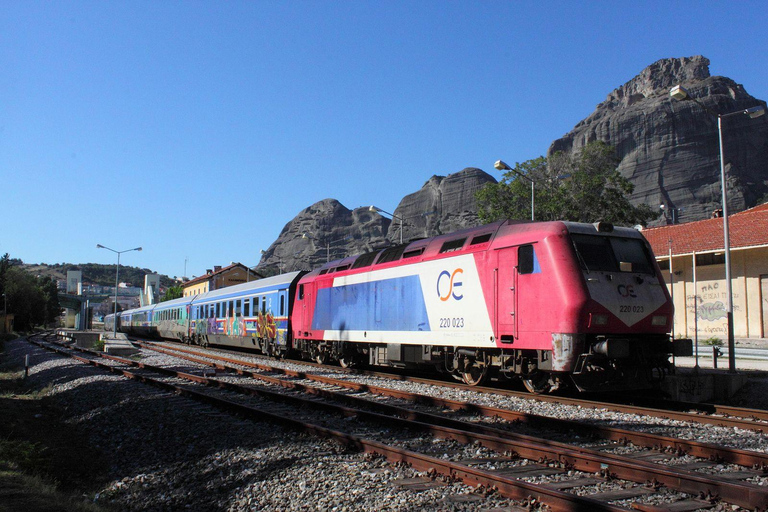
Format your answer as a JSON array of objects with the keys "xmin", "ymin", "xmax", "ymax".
[
  {"xmin": 338, "ymin": 356, "xmax": 355, "ymax": 368},
  {"xmin": 461, "ymin": 355, "xmax": 489, "ymax": 386},
  {"xmin": 314, "ymin": 345, "xmax": 328, "ymax": 365},
  {"xmin": 523, "ymin": 371, "xmax": 553, "ymax": 394}
]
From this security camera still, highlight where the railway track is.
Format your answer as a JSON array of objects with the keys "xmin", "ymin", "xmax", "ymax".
[
  {"xmin": 28, "ymin": 333, "xmax": 768, "ymax": 510},
  {"xmin": 144, "ymin": 339, "xmax": 768, "ymax": 434}
]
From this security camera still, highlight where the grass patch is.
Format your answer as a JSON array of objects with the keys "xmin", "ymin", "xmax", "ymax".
[{"xmin": 0, "ymin": 345, "xmax": 115, "ymax": 512}]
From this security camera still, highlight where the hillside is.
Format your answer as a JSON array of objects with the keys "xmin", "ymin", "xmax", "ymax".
[{"xmin": 22, "ymin": 262, "xmax": 175, "ymax": 290}]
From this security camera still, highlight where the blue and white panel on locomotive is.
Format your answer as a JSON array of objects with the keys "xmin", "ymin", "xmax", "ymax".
[{"xmin": 312, "ymin": 254, "xmax": 494, "ymax": 347}]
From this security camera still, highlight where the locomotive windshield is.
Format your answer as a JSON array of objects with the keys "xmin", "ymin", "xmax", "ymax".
[{"xmin": 571, "ymin": 234, "xmax": 655, "ymax": 275}]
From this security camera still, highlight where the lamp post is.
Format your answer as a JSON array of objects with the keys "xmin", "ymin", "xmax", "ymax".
[
  {"xmin": 670, "ymin": 84, "xmax": 765, "ymax": 373},
  {"xmin": 369, "ymin": 206, "xmax": 406, "ymax": 244},
  {"xmin": 97, "ymin": 244, "xmax": 142, "ymax": 338},
  {"xmin": 302, "ymin": 233, "xmax": 351, "ymax": 262},
  {"xmin": 494, "ymin": 160, "xmax": 535, "ymax": 221}
]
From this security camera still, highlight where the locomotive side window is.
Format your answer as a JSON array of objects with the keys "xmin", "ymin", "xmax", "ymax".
[
  {"xmin": 298, "ymin": 285, "xmax": 304, "ymax": 300},
  {"xmin": 518, "ymin": 245, "xmax": 534, "ymax": 274},
  {"xmin": 439, "ymin": 238, "xmax": 467, "ymax": 253},
  {"xmin": 351, "ymin": 250, "xmax": 379, "ymax": 269},
  {"xmin": 470, "ymin": 233, "xmax": 492, "ymax": 245}
]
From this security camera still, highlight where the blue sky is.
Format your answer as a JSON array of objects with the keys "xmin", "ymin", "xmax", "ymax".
[{"xmin": 2, "ymin": 1, "xmax": 767, "ymax": 280}]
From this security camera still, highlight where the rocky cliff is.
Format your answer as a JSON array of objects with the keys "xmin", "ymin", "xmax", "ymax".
[
  {"xmin": 257, "ymin": 168, "xmax": 496, "ymax": 272},
  {"xmin": 257, "ymin": 198, "xmax": 392, "ymax": 273},
  {"xmin": 549, "ymin": 56, "xmax": 768, "ymax": 224},
  {"xmin": 259, "ymin": 56, "xmax": 768, "ymax": 272},
  {"xmin": 385, "ymin": 167, "xmax": 497, "ymax": 244}
]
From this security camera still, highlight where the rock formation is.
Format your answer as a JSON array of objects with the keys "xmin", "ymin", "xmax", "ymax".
[
  {"xmin": 259, "ymin": 57, "xmax": 768, "ymax": 273},
  {"xmin": 257, "ymin": 199, "xmax": 391, "ymax": 273},
  {"xmin": 549, "ymin": 56, "xmax": 768, "ymax": 224},
  {"xmin": 257, "ymin": 168, "xmax": 496, "ymax": 272},
  {"xmin": 386, "ymin": 167, "xmax": 497, "ymax": 244}
]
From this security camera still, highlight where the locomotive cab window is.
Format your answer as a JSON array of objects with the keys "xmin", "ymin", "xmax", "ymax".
[
  {"xmin": 298, "ymin": 285, "xmax": 304, "ymax": 300},
  {"xmin": 571, "ymin": 234, "xmax": 655, "ymax": 275}
]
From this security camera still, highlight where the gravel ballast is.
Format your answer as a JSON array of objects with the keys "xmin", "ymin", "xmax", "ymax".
[{"xmin": 6, "ymin": 338, "xmax": 521, "ymax": 511}]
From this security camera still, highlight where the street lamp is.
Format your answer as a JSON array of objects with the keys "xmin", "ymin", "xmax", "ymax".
[
  {"xmin": 670, "ymin": 84, "xmax": 765, "ymax": 373},
  {"xmin": 97, "ymin": 244, "xmax": 142, "ymax": 338},
  {"xmin": 494, "ymin": 160, "xmax": 535, "ymax": 221},
  {"xmin": 369, "ymin": 206, "xmax": 406, "ymax": 244}
]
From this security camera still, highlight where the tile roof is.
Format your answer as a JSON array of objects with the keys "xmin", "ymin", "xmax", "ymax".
[
  {"xmin": 642, "ymin": 202, "xmax": 768, "ymax": 257},
  {"xmin": 181, "ymin": 263, "xmax": 262, "ymax": 288}
]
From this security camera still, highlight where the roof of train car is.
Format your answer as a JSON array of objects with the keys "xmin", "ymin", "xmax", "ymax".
[
  {"xmin": 153, "ymin": 294, "xmax": 195, "ymax": 309},
  {"xmin": 300, "ymin": 219, "xmax": 645, "ymax": 280},
  {"xmin": 191, "ymin": 271, "xmax": 303, "ymax": 304}
]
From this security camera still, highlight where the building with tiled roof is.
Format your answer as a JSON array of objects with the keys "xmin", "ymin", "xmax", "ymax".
[
  {"xmin": 642, "ymin": 203, "xmax": 768, "ymax": 340},
  {"xmin": 182, "ymin": 263, "xmax": 263, "ymax": 297}
]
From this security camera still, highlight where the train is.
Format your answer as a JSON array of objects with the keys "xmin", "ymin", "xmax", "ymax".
[{"xmin": 105, "ymin": 219, "xmax": 691, "ymax": 393}]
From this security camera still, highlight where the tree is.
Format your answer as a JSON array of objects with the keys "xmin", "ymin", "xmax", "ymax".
[
  {"xmin": 477, "ymin": 141, "xmax": 658, "ymax": 226},
  {"xmin": 160, "ymin": 285, "xmax": 183, "ymax": 302},
  {"xmin": 1, "ymin": 255, "xmax": 62, "ymax": 331}
]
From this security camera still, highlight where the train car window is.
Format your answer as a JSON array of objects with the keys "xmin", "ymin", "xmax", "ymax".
[
  {"xmin": 280, "ymin": 295, "xmax": 285, "ymax": 316},
  {"xmin": 298, "ymin": 285, "xmax": 304, "ymax": 300},
  {"xmin": 261, "ymin": 298, "xmax": 267, "ymax": 313},
  {"xmin": 228, "ymin": 301, "xmax": 234, "ymax": 316},
  {"xmin": 439, "ymin": 238, "xmax": 467, "ymax": 253},
  {"xmin": 235, "ymin": 300, "xmax": 242, "ymax": 316},
  {"xmin": 518, "ymin": 245, "xmax": 534, "ymax": 274},
  {"xmin": 470, "ymin": 233, "xmax": 492, "ymax": 245},
  {"xmin": 402, "ymin": 248, "xmax": 424, "ymax": 259},
  {"xmin": 244, "ymin": 299, "xmax": 250, "ymax": 316},
  {"xmin": 351, "ymin": 250, "xmax": 379, "ymax": 269},
  {"xmin": 216, "ymin": 303, "xmax": 221, "ymax": 317}
]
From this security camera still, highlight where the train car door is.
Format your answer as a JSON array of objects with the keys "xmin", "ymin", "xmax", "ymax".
[{"xmin": 495, "ymin": 247, "xmax": 518, "ymax": 342}]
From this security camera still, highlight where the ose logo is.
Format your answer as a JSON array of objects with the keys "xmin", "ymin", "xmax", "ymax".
[
  {"xmin": 437, "ymin": 269, "xmax": 464, "ymax": 301},
  {"xmin": 617, "ymin": 284, "xmax": 637, "ymax": 298}
]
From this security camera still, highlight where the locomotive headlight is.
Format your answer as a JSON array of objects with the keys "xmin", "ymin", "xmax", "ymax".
[
  {"xmin": 589, "ymin": 313, "xmax": 608, "ymax": 327},
  {"xmin": 651, "ymin": 315, "xmax": 668, "ymax": 326}
]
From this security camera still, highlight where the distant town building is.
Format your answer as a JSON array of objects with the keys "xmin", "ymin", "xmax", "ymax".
[
  {"xmin": 66, "ymin": 271, "xmax": 82, "ymax": 294},
  {"xmin": 182, "ymin": 263, "xmax": 262, "ymax": 297}
]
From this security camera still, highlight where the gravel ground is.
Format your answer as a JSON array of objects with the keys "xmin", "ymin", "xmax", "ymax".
[
  {"xmin": 6, "ymin": 338, "xmax": 523, "ymax": 511},
  {"xmin": 146, "ymin": 342, "xmax": 768, "ymax": 455},
  {"xmin": 10, "ymin": 336, "xmax": 768, "ymax": 511}
]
